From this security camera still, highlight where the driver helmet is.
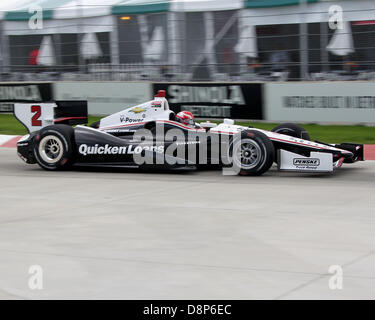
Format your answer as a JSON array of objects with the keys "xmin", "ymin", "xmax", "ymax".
[{"xmin": 176, "ymin": 111, "xmax": 195, "ymax": 127}]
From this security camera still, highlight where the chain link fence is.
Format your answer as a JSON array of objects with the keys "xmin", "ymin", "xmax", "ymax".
[{"xmin": 1, "ymin": 4, "xmax": 375, "ymax": 82}]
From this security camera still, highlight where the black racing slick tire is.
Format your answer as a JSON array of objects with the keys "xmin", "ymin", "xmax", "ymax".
[
  {"xmin": 271, "ymin": 123, "xmax": 311, "ymax": 141},
  {"xmin": 33, "ymin": 125, "xmax": 76, "ymax": 170},
  {"xmin": 90, "ymin": 121, "xmax": 100, "ymax": 129},
  {"xmin": 230, "ymin": 130, "xmax": 275, "ymax": 176}
]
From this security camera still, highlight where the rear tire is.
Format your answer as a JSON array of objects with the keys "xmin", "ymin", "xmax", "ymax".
[
  {"xmin": 229, "ymin": 130, "xmax": 275, "ymax": 176},
  {"xmin": 271, "ymin": 123, "xmax": 310, "ymax": 141},
  {"xmin": 33, "ymin": 125, "xmax": 75, "ymax": 170},
  {"xmin": 90, "ymin": 121, "xmax": 100, "ymax": 129}
]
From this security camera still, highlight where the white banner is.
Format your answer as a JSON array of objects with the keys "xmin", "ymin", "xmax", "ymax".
[
  {"xmin": 54, "ymin": 82, "xmax": 152, "ymax": 115},
  {"xmin": 265, "ymin": 82, "xmax": 375, "ymax": 124}
]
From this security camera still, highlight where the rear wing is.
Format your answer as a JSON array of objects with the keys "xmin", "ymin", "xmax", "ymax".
[{"xmin": 14, "ymin": 100, "xmax": 88, "ymax": 133}]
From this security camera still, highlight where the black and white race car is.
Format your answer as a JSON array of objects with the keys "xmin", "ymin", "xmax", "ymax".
[{"xmin": 15, "ymin": 90, "xmax": 364, "ymax": 176}]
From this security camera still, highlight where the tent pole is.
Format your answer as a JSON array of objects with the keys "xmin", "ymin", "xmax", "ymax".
[
  {"xmin": 203, "ymin": 11, "xmax": 217, "ymax": 79},
  {"xmin": 1, "ymin": 22, "xmax": 10, "ymax": 74},
  {"xmin": 168, "ymin": 12, "xmax": 181, "ymax": 76},
  {"xmin": 137, "ymin": 15, "xmax": 149, "ymax": 64},
  {"xmin": 182, "ymin": 12, "xmax": 186, "ymax": 76},
  {"xmin": 54, "ymin": 33, "xmax": 62, "ymax": 71},
  {"xmin": 76, "ymin": 0, "xmax": 85, "ymax": 73},
  {"xmin": 236, "ymin": 11, "xmax": 252, "ymax": 75},
  {"xmin": 109, "ymin": 15, "xmax": 120, "ymax": 80},
  {"xmin": 299, "ymin": 0, "xmax": 309, "ymax": 80},
  {"xmin": 110, "ymin": 15, "xmax": 120, "ymax": 70},
  {"xmin": 193, "ymin": 12, "xmax": 238, "ymax": 70},
  {"xmin": 320, "ymin": 22, "xmax": 329, "ymax": 72}
]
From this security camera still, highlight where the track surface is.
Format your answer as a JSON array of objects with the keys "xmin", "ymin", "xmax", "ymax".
[{"xmin": 0, "ymin": 147, "xmax": 375, "ymax": 300}]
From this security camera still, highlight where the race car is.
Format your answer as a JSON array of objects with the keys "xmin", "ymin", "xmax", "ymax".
[{"xmin": 14, "ymin": 90, "xmax": 365, "ymax": 176}]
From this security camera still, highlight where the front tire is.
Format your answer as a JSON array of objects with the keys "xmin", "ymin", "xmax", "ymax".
[
  {"xmin": 230, "ymin": 130, "xmax": 275, "ymax": 176},
  {"xmin": 33, "ymin": 125, "xmax": 75, "ymax": 170},
  {"xmin": 271, "ymin": 123, "xmax": 310, "ymax": 140}
]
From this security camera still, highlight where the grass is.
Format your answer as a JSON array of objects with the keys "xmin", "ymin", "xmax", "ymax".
[{"xmin": 1, "ymin": 114, "xmax": 374, "ymax": 144}]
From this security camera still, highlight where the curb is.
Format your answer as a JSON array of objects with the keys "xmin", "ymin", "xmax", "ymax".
[
  {"xmin": 0, "ymin": 135, "xmax": 23, "ymax": 148},
  {"xmin": 364, "ymin": 145, "xmax": 375, "ymax": 160}
]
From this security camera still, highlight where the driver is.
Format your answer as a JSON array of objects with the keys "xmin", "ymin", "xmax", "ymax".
[{"xmin": 175, "ymin": 111, "xmax": 201, "ymax": 129}]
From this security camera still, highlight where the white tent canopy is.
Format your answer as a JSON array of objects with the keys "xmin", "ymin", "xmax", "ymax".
[
  {"xmin": 234, "ymin": 25, "xmax": 258, "ymax": 58},
  {"xmin": 327, "ymin": 21, "xmax": 355, "ymax": 57},
  {"xmin": 0, "ymin": 0, "xmax": 119, "ymax": 19},
  {"xmin": 1, "ymin": 0, "xmax": 117, "ymax": 35},
  {"xmin": 0, "ymin": 0, "xmax": 29, "ymax": 19},
  {"xmin": 0, "ymin": 0, "xmax": 374, "ymax": 23},
  {"xmin": 37, "ymin": 35, "xmax": 56, "ymax": 66},
  {"xmin": 3, "ymin": 16, "xmax": 114, "ymax": 35},
  {"xmin": 170, "ymin": 0, "xmax": 243, "ymax": 12},
  {"xmin": 144, "ymin": 26, "xmax": 165, "ymax": 61},
  {"xmin": 80, "ymin": 32, "xmax": 103, "ymax": 59},
  {"xmin": 54, "ymin": 0, "xmax": 119, "ymax": 19}
]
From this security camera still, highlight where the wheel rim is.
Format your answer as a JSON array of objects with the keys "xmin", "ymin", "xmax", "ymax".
[
  {"xmin": 233, "ymin": 138, "xmax": 262, "ymax": 169},
  {"xmin": 38, "ymin": 135, "xmax": 64, "ymax": 164}
]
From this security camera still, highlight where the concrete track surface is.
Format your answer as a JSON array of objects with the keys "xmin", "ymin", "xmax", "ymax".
[{"xmin": 0, "ymin": 147, "xmax": 375, "ymax": 300}]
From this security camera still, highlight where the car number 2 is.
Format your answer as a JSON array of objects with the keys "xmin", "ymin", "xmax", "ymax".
[{"xmin": 31, "ymin": 105, "xmax": 42, "ymax": 126}]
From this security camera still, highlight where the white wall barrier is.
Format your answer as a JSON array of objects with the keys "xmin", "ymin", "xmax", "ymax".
[
  {"xmin": 0, "ymin": 81, "xmax": 367, "ymax": 124},
  {"xmin": 53, "ymin": 82, "xmax": 152, "ymax": 115},
  {"xmin": 265, "ymin": 82, "xmax": 375, "ymax": 124}
]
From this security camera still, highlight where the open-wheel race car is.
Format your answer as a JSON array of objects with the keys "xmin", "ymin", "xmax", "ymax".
[{"xmin": 14, "ymin": 90, "xmax": 365, "ymax": 176}]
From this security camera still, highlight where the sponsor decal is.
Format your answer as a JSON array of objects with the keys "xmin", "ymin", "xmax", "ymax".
[
  {"xmin": 293, "ymin": 158, "xmax": 320, "ymax": 169},
  {"xmin": 130, "ymin": 107, "xmax": 146, "ymax": 114},
  {"xmin": 153, "ymin": 83, "xmax": 263, "ymax": 120},
  {"xmin": 284, "ymin": 96, "xmax": 375, "ymax": 109},
  {"xmin": 0, "ymin": 83, "xmax": 52, "ymax": 113},
  {"xmin": 120, "ymin": 115, "xmax": 143, "ymax": 123},
  {"xmin": 17, "ymin": 143, "xmax": 29, "ymax": 147},
  {"xmin": 0, "ymin": 85, "xmax": 42, "ymax": 101},
  {"xmin": 0, "ymin": 103, "xmax": 13, "ymax": 112},
  {"xmin": 175, "ymin": 141, "xmax": 201, "ymax": 146},
  {"xmin": 182, "ymin": 105, "xmax": 231, "ymax": 118},
  {"xmin": 78, "ymin": 144, "xmax": 164, "ymax": 156},
  {"xmin": 293, "ymin": 158, "xmax": 320, "ymax": 165},
  {"xmin": 105, "ymin": 129, "xmax": 137, "ymax": 133},
  {"xmin": 18, "ymin": 152, "xmax": 28, "ymax": 163},
  {"xmin": 168, "ymin": 85, "xmax": 245, "ymax": 105}
]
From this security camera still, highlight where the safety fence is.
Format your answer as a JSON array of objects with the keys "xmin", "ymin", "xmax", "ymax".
[{"xmin": 1, "ymin": 0, "xmax": 375, "ymax": 82}]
